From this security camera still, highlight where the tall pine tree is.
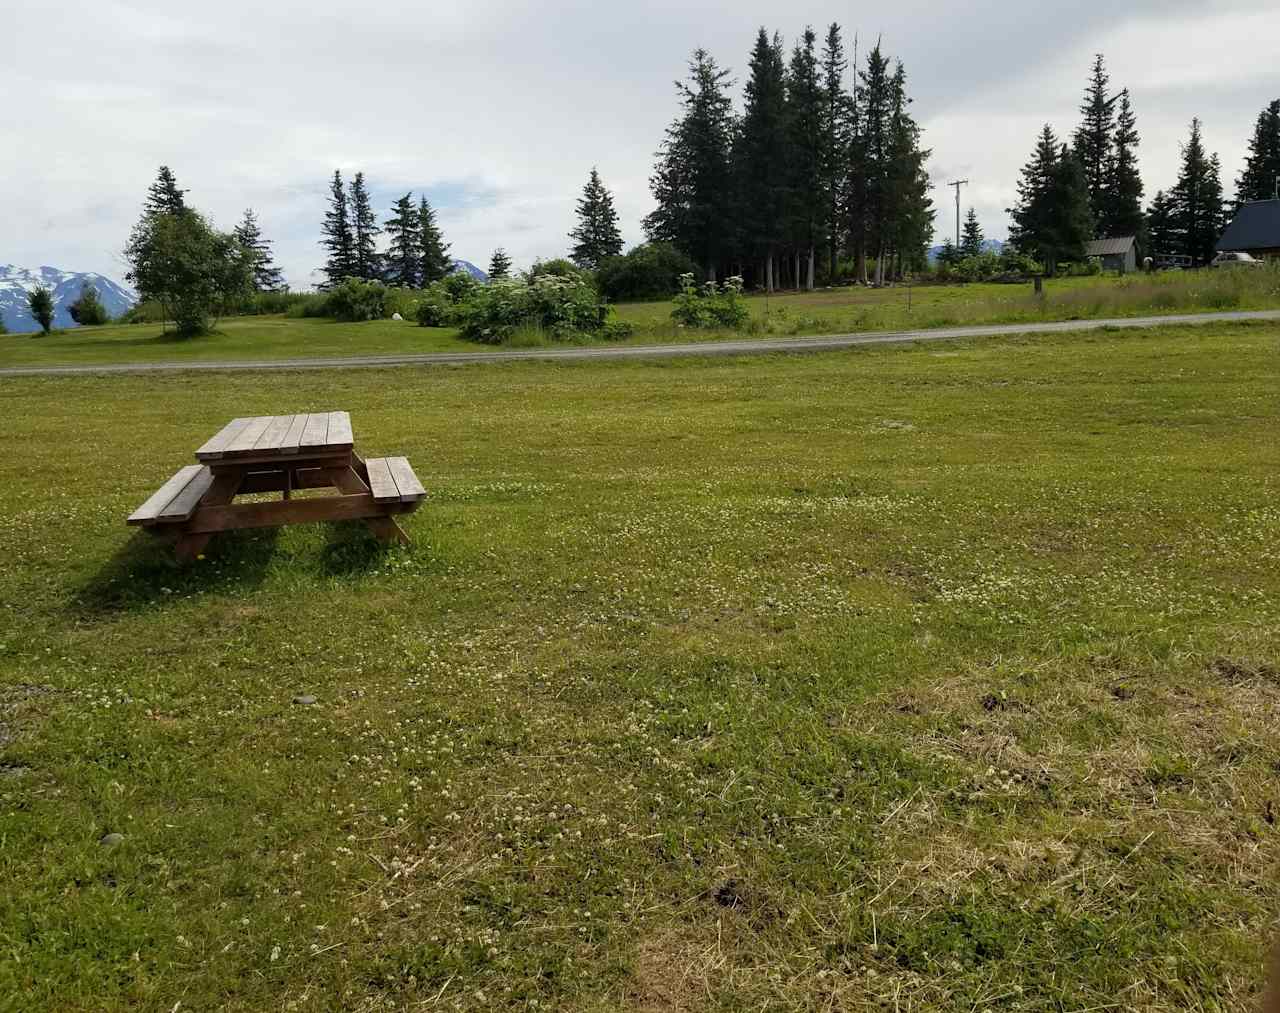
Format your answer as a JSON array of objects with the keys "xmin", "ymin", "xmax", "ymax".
[
  {"xmin": 1074, "ymin": 54, "xmax": 1116, "ymax": 230},
  {"xmin": 418, "ymin": 197, "xmax": 452, "ymax": 284},
  {"xmin": 1170, "ymin": 118, "xmax": 1225, "ymax": 264},
  {"xmin": 320, "ymin": 169, "xmax": 355, "ymax": 287},
  {"xmin": 1236, "ymin": 99, "xmax": 1280, "ymax": 205},
  {"xmin": 786, "ymin": 27, "xmax": 824, "ymax": 290},
  {"xmin": 488, "ymin": 248, "xmax": 512, "ymax": 280},
  {"xmin": 568, "ymin": 167, "xmax": 624, "ymax": 269},
  {"xmin": 1008, "ymin": 126, "xmax": 1092, "ymax": 275},
  {"xmin": 960, "ymin": 208, "xmax": 984, "ymax": 258},
  {"xmin": 733, "ymin": 29, "xmax": 788, "ymax": 292},
  {"xmin": 383, "ymin": 193, "xmax": 421, "ymax": 288},
  {"xmin": 818, "ymin": 24, "xmax": 851, "ymax": 282},
  {"xmin": 145, "ymin": 166, "xmax": 187, "ymax": 216},
  {"xmin": 881, "ymin": 60, "xmax": 934, "ymax": 278},
  {"xmin": 1145, "ymin": 190, "xmax": 1177, "ymax": 259},
  {"xmin": 1102, "ymin": 89, "xmax": 1145, "ymax": 246},
  {"xmin": 644, "ymin": 49, "xmax": 736, "ymax": 281},
  {"xmin": 233, "ymin": 209, "xmax": 286, "ymax": 292},
  {"xmin": 349, "ymin": 172, "xmax": 381, "ymax": 281}
]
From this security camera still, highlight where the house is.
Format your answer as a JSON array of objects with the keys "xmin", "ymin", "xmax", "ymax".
[
  {"xmin": 1083, "ymin": 236, "xmax": 1137, "ymax": 274},
  {"xmin": 1216, "ymin": 199, "xmax": 1280, "ymax": 260}
]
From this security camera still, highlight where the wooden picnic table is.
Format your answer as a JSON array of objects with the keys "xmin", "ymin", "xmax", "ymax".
[{"xmin": 127, "ymin": 411, "xmax": 425, "ymax": 561}]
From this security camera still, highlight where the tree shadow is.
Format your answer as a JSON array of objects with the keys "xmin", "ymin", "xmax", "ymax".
[
  {"xmin": 316, "ymin": 524, "xmax": 400, "ymax": 578},
  {"xmin": 70, "ymin": 527, "xmax": 282, "ymax": 619}
]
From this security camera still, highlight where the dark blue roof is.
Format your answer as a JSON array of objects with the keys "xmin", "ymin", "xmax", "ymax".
[{"xmin": 1217, "ymin": 199, "xmax": 1280, "ymax": 251}]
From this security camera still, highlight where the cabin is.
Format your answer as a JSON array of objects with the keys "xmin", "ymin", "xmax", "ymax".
[
  {"xmin": 1083, "ymin": 236, "xmax": 1137, "ymax": 274},
  {"xmin": 1216, "ymin": 199, "xmax": 1280, "ymax": 261}
]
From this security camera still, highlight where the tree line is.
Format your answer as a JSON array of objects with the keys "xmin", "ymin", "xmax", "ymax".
[{"xmin": 643, "ymin": 26, "xmax": 933, "ymax": 291}]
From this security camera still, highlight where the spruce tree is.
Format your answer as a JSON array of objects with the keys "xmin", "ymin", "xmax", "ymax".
[
  {"xmin": 233, "ymin": 209, "xmax": 286, "ymax": 292},
  {"xmin": 644, "ymin": 48, "xmax": 736, "ymax": 281},
  {"xmin": 1073, "ymin": 54, "xmax": 1116, "ymax": 228},
  {"xmin": 383, "ymin": 193, "xmax": 421, "ymax": 288},
  {"xmin": 27, "ymin": 286, "xmax": 54, "ymax": 334},
  {"xmin": 349, "ymin": 172, "xmax": 381, "ymax": 281},
  {"xmin": 852, "ymin": 43, "xmax": 895, "ymax": 283},
  {"xmin": 418, "ymin": 197, "xmax": 453, "ymax": 284},
  {"xmin": 568, "ymin": 167, "xmax": 624, "ymax": 270},
  {"xmin": 734, "ymin": 29, "xmax": 791, "ymax": 291},
  {"xmin": 937, "ymin": 237, "xmax": 960, "ymax": 267},
  {"xmin": 881, "ymin": 60, "xmax": 934, "ymax": 278},
  {"xmin": 1145, "ymin": 190, "xmax": 1177, "ymax": 259},
  {"xmin": 1170, "ymin": 118, "xmax": 1226, "ymax": 264},
  {"xmin": 1008, "ymin": 126, "xmax": 1091, "ymax": 275},
  {"xmin": 320, "ymin": 170, "xmax": 356, "ymax": 287},
  {"xmin": 960, "ymin": 208, "xmax": 984, "ymax": 258},
  {"xmin": 1236, "ymin": 99, "xmax": 1280, "ymax": 205},
  {"xmin": 145, "ymin": 166, "xmax": 187, "ymax": 216},
  {"xmin": 1103, "ymin": 90, "xmax": 1145, "ymax": 245},
  {"xmin": 488, "ymin": 248, "xmax": 512, "ymax": 280},
  {"xmin": 818, "ymin": 23, "xmax": 851, "ymax": 281},
  {"xmin": 786, "ymin": 27, "xmax": 824, "ymax": 290}
]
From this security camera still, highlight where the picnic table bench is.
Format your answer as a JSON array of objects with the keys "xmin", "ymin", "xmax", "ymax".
[{"xmin": 127, "ymin": 411, "xmax": 425, "ymax": 561}]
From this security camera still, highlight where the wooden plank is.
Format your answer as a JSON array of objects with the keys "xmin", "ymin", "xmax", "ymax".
[
  {"xmin": 224, "ymin": 416, "xmax": 275, "ymax": 455},
  {"xmin": 385, "ymin": 456, "xmax": 426, "ymax": 502},
  {"xmin": 195, "ymin": 418, "xmax": 253, "ymax": 460},
  {"xmin": 173, "ymin": 472, "xmax": 243, "ymax": 562},
  {"xmin": 187, "ymin": 494, "xmax": 388, "ymax": 534},
  {"xmin": 300, "ymin": 412, "xmax": 331, "ymax": 448},
  {"xmin": 326, "ymin": 411, "xmax": 354, "ymax": 448},
  {"xmin": 127, "ymin": 465, "xmax": 205, "ymax": 525},
  {"xmin": 280, "ymin": 413, "xmax": 309, "ymax": 454},
  {"xmin": 208, "ymin": 449, "xmax": 350, "ymax": 471},
  {"xmin": 156, "ymin": 466, "xmax": 215, "ymax": 521},
  {"xmin": 365, "ymin": 457, "xmax": 400, "ymax": 503},
  {"xmin": 253, "ymin": 414, "xmax": 297, "ymax": 453}
]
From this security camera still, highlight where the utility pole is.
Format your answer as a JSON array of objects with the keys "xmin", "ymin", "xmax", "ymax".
[{"xmin": 948, "ymin": 179, "xmax": 969, "ymax": 248}]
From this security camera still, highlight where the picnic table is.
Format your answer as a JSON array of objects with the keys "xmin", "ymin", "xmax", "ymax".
[{"xmin": 127, "ymin": 412, "xmax": 425, "ymax": 561}]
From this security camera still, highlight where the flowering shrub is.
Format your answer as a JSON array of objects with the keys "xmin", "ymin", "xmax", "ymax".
[
  {"xmin": 670, "ymin": 273, "xmax": 750, "ymax": 329},
  {"xmin": 325, "ymin": 277, "xmax": 389, "ymax": 321},
  {"xmin": 415, "ymin": 271, "xmax": 483, "ymax": 327},
  {"xmin": 458, "ymin": 275, "xmax": 629, "ymax": 343}
]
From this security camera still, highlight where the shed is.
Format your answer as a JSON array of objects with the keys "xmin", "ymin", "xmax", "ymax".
[
  {"xmin": 1216, "ymin": 199, "xmax": 1280, "ymax": 260},
  {"xmin": 1084, "ymin": 236, "xmax": 1137, "ymax": 274}
]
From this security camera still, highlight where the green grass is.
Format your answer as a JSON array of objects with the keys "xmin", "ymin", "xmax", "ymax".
[
  {"xmin": 4, "ymin": 269, "xmax": 1280, "ymax": 369},
  {"xmin": 2, "ymin": 322, "xmax": 1279, "ymax": 1010}
]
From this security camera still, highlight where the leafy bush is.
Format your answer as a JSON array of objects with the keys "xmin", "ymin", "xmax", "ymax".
[
  {"xmin": 596, "ymin": 242, "xmax": 698, "ymax": 302},
  {"xmin": 526, "ymin": 258, "xmax": 588, "ymax": 283},
  {"xmin": 415, "ymin": 271, "xmax": 483, "ymax": 327},
  {"xmin": 459, "ymin": 275, "xmax": 627, "ymax": 344},
  {"xmin": 68, "ymin": 284, "xmax": 111, "ymax": 325},
  {"xmin": 324, "ymin": 278, "xmax": 389, "ymax": 322},
  {"xmin": 671, "ymin": 274, "xmax": 749, "ymax": 329},
  {"xmin": 27, "ymin": 286, "xmax": 55, "ymax": 334}
]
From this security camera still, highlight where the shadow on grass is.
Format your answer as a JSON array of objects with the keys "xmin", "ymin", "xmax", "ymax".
[
  {"xmin": 71, "ymin": 527, "xmax": 283, "ymax": 618},
  {"xmin": 316, "ymin": 523, "xmax": 403, "ymax": 578}
]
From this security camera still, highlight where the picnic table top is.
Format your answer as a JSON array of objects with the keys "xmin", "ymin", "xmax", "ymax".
[{"xmin": 195, "ymin": 412, "xmax": 354, "ymax": 462}]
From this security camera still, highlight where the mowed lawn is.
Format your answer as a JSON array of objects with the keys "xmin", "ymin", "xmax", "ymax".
[
  {"xmin": 1, "ymin": 322, "xmax": 1279, "ymax": 1011},
  {"xmin": 4, "ymin": 271, "xmax": 1280, "ymax": 369}
]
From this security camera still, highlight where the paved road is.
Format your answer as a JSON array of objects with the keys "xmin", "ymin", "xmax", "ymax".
[{"xmin": 3, "ymin": 309, "xmax": 1277, "ymax": 378}]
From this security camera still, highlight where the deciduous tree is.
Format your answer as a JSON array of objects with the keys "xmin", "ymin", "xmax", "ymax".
[{"xmin": 27, "ymin": 286, "xmax": 54, "ymax": 334}]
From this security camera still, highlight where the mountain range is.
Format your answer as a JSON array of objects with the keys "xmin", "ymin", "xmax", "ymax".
[
  {"xmin": 0, "ymin": 265, "xmax": 136, "ymax": 333},
  {"xmin": 451, "ymin": 259, "xmax": 488, "ymax": 282}
]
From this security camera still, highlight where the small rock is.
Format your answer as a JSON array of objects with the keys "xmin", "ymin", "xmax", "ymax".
[
  {"xmin": 391, "ymin": 312, "xmax": 404, "ymax": 321},
  {"xmin": 293, "ymin": 694, "xmax": 317, "ymax": 706},
  {"xmin": 100, "ymin": 832, "xmax": 125, "ymax": 847}
]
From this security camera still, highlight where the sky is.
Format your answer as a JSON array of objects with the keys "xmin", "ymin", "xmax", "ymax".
[{"xmin": 3, "ymin": 1, "xmax": 1279, "ymax": 289}]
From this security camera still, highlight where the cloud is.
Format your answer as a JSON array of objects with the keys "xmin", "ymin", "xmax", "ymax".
[{"xmin": 2, "ymin": 0, "xmax": 1277, "ymax": 284}]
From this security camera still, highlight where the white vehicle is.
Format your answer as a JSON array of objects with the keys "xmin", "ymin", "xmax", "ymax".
[{"xmin": 1210, "ymin": 250, "xmax": 1264, "ymax": 268}]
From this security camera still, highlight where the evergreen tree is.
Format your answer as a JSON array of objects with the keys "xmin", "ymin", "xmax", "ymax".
[
  {"xmin": 1236, "ymin": 99, "xmax": 1280, "ymax": 205},
  {"xmin": 568, "ymin": 167, "xmax": 624, "ymax": 270},
  {"xmin": 733, "ymin": 29, "xmax": 790, "ymax": 291},
  {"xmin": 1170, "ymin": 118, "xmax": 1226, "ymax": 264},
  {"xmin": 320, "ymin": 170, "xmax": 356, "ymax": 287},
  {"xmin": 488, "ymin": 248, "xmax": 512, "ymax": 280},
  {"xmin": 349, "ymin": 172, "xmax": 381, "ymax": 281},
  {"xmin": 68, "ymin": 283, "xmax": 109, "ymax": 325},
  {"xmin": 852, "ymin": 42, "xmax": 893, "ymax": 283},
  {"xmin": 786, "ymin": 27, "xmax": 824, "ymax": 290},
  {"xmin": 937, "ymin": 238, "xmax": 961, "ymax": 267},
  {"xmin": 1073, "ymin": 54, "xmax": 1116, "ymax": 228},
  {"xmin": 1102, "ymin": 90, "xmax": 1145, "ymax": 246},
  {"xmin": 418, "ymin": 197, "xmax": 453, "ymax": 284},
  {"xmin": 233, "ymin": 209, "xmax": 286, "ymax": 292},
  {"xmin": 145, "ymin": 166, "xmax": 187, "ymax": 216},
  {"xmin": 1008, "ymin": 126, "xmax": 1091, "ymax": 275},
  {"xmin": 383, "ymin": 193, "xmax": 421, "ymax": 288},
  {"xmin": 818, "ymin": 23, "xmax": 851, "ymax": 282},
  {"xmin": 880, "ymin": 60, "xmax": 934, "ymax": 278},
  {"xmin": 27, "ymin": 286, "xmax": 54, "ymax": 334},
  {"xmin": 960, "ymin": 208, "xmax": 984, "ymax": 258},
  {"xmin": 1145, "ymin": 189, "xmax": 1177, "ymax": 258},
  {"xmin": 644, "ymin": 48, "xmax": 736, "ymax": 281}
]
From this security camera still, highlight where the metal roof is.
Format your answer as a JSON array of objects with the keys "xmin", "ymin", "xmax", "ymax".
[
  {"xmin": 1217, "ymin": 199, "xmax": 1280, "ymax": 251},
  {"xmin": 1083, "ymin": 236, "xmax": 1137, "ymax": 257}
]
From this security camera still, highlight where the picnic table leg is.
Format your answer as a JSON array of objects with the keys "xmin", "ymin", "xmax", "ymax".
[
  {"xmin": 174, "ymin": 472, "xmax": 243, "ymax": 562},
  {"xmin": 326, "ymin": 465, "xmax": 409, "ymax": 546}
]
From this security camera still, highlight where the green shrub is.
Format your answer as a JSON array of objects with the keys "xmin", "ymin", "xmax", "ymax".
[
  {"xmin": 596, "ymin": 242, "xmax": 698, "ymax": 302},
  {"xmin": 324, "ymin": 278, "xmax": 389, "ymax": 322},
  {"xmin": 671, "ymin": 274, "xmax": 749, "ymax": 330},
  {"xmin": 526, "ymin": 258, "xmax": 588, "ymax": 283},
  {"xmin": 459, "ymin": 275, "xmax": 621, "ymax": 344},
  {"xmin": 27, "ymin": 286, "xmax": 55, "ymax": 334},
  {"xmin": 68, "ymin": 284, "xmax": 111, "ymax": 326}
]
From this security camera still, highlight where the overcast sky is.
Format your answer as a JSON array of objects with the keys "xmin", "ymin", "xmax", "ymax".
[{"xmin": 4, "ymin": 1, "xmax": 1278, "ymax": 288}]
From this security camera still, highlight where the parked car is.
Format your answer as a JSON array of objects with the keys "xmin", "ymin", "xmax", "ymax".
[{"xmin": 1210, "ymin": 251, "xmax": 1263, "ymax": 268}]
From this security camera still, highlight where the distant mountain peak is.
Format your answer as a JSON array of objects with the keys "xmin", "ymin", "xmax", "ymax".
[
  {"xmin": 451, "ymin": 259, "xmax": 488, "ymax": 282},
  {"xmin": 0, "ymin": 265, "xmax": 136, "ymax": 332}
]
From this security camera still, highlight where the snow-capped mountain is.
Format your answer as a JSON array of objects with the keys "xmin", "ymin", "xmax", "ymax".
[
  {"xmin": 451, "ymin": 259, "xmax": 488, "ymax": 282},
  {"xmin": 0, "ymin": 265, "xmax": 136, "ymax": 333}
]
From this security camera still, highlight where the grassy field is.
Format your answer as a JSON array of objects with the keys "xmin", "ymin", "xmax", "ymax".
[
  {"xmin": 4, "ymin": 270, "xmax": 1280, "ymax": 368},
  {"xmin": 2, "ymin": 321, "xmax": 1279, "ymax": 1010}
]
